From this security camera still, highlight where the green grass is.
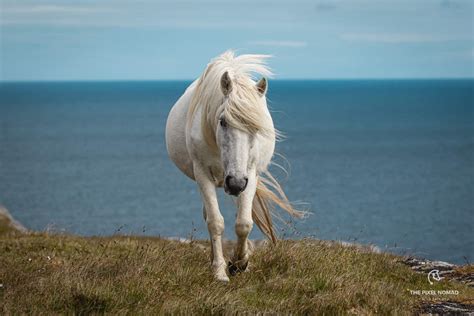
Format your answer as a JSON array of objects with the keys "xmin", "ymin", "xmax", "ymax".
[{"xmin": 1, "ymin": 231, "xmax": 473, "ymax": 314}]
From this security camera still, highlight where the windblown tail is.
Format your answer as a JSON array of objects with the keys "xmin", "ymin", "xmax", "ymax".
[{"xmin": 252, "ymin": 170, "xmax": 304, "ymax": 243}]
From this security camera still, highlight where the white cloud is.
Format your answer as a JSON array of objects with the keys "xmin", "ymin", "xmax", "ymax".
[
  {"xmin": 0, "ymin": 3, "xmax": 110, "ymax": 26},
  {"xmin": 247, "ymin": 40, "xmax": 308, "ymax": 48},
  {"xmin": 0, "ymin": 1, "xmax": 304, "ymax": 29},
  {"xmin": 5, "ymin": 4, "xmax": 99, "ymax": 14},
  {"xmin": 340, "ymin": 32, "xmax": 469, "ymax": 43}
]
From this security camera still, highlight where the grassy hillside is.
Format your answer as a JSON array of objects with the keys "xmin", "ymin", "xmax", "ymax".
[{"xmin": 1, "ymin": 229, "xmax": 473, "ymax": 314}]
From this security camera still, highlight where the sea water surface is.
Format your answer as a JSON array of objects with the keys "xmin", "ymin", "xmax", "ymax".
[{"xmin": 0, "ymin": 80, "xmax": 473, "ymax": 264}]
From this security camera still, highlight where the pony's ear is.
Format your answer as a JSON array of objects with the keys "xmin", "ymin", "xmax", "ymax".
[
  {"xmin": 220, "ymin": 71, "xmax": 233, "ymax": 96},
  {"xmin": 255, "ymin": 77, "xmax": 268, "ymax": 96}
]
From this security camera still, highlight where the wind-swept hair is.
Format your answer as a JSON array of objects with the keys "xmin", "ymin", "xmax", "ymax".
[{"xmin": 187, "ymin": 50, "xmax": 304, "ymax": 241}]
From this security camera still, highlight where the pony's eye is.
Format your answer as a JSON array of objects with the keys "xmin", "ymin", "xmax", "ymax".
[{"xmin": 220, "ymin": 118, "xmax": 227, "ymax": 128}]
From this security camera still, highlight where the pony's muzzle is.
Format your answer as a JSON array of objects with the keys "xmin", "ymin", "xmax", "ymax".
[{"xmin": 224, "ymin": 175, "xmax": 248, "ymax": 196}]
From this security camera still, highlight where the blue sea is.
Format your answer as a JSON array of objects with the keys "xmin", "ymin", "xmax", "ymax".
[{"xmin": 0, "ymin": 80, "xmax": 473, "ymax": 264}]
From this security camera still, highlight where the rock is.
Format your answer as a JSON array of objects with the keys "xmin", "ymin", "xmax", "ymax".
[
  {"xmin": 0, "ymin": 205, "xmax": 28, "ymax": 234},
  {"xmin": 403, "ymin": 257, "xmax": 456, "ymax": 273},
  {"xmin": 418, "ymin": 301, "xmax": 474, "ymax": 315},
  {"xmin": 398, "ymin": 257, "xmax": 474, "ymax": 314},
  {"xmin": 401, "ymin": 257, "xmax": 474, "ymax": 288}
]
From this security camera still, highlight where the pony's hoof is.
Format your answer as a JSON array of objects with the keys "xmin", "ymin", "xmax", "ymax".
[
  {"xmin": 215, "ymin": 273, "xmax": 230, "ymax": 282},
  {"xmin": 213, "ymin": 267, "xmax": 230, "ymax": 282},
  {"xmin": 228, "ymin": 260, "xmax": 248, "ymax": 276},
  {"xmin": 212, "ymin": 262, "xmax": 229, "ymax": 282}
]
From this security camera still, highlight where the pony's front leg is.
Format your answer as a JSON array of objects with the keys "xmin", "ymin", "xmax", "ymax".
[
  {"xmin": 229, "ymin": 172, "xmax": 257, "ymax": 275},
  {"xmin": 194, "ymin": 166, "xmax": 229, "ymax": 282}
]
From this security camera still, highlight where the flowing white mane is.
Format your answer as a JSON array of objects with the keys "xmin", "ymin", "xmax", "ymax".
[{"xmin": 187, "ymin": 50, "xmax": 274, "ymax": 151}]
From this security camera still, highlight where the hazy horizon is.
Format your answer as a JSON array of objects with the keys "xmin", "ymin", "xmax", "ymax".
[{"xmin": 2, "ymin": 77, "xmax": 474, "ymax": 83}]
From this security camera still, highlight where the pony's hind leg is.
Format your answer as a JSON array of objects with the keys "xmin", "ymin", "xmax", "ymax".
[
  {"xmin": 229, "ymin": 173, "xmax": 257, "ymax": 275},
  {"xmin": 195, "ymin": 166, "xmax": 229, "ymax": 282}
]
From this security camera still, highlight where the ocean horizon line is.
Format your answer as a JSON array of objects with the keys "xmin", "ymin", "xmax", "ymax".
[{"xmin": 1, "ymin": 77, "xmax": 473, "ymax": 84}]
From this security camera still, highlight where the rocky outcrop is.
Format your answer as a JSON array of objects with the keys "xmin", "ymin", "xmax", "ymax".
[
  {"xmin": 402, "ymin": 257, "xmax": 474, "ymax": 287},
  {"xmin": 402, "ymin": 257, "xmax": 474, "ymax": 315},
  {"xmin": 0, "ymin": 205, "xmax": 28, "ymax": 234},
  {"xmin": 418, "ymin": 301, "xmax": 474, "ymax": 315}
]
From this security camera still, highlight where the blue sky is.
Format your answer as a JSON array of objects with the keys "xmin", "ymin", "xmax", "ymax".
[{"xmin": 1, "ymin": 0, "xmax": 473, "ymax": 81}]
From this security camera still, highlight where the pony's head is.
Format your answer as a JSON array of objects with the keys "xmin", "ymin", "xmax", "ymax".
[
  {"xmin": 188, "ymin": 51, "xmax": 275, "ymax": 196},
  {"xmin": 216, "ymin": 71, "xmax": 270, "ymax": 196}
]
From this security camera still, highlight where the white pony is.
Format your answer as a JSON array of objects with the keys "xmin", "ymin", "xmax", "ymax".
[{"xmin": 166, "ymin": 51, "xmax": 301, "ymax": 282}]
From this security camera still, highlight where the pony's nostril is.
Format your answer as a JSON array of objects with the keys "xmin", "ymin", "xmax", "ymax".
[
  {"xmin": 225, "ymin": 175, "xmax": 234, "ymax": 188},
  {"xmin": 243, "ymin": 177, "xmax": 248, "ymax": 189}
]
